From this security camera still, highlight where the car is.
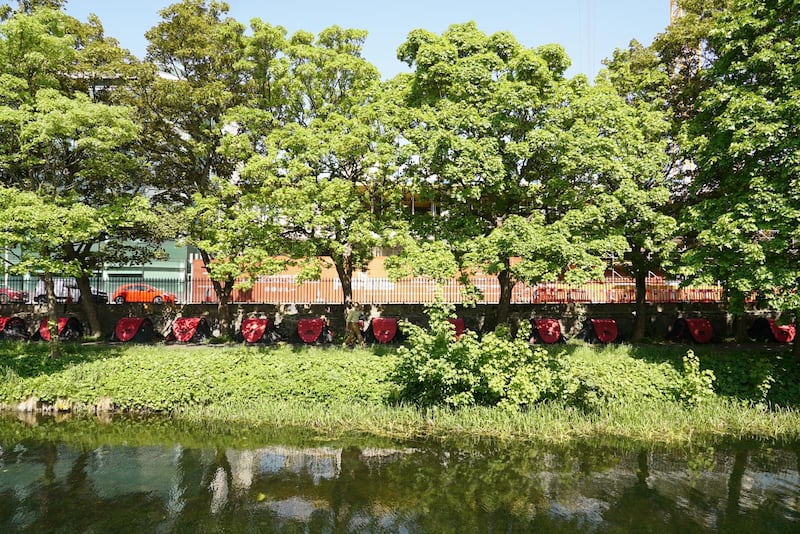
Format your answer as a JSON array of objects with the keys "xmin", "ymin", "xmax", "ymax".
[
  {"xmin": 111, "ymin": 283, "xmax": 177, "ymax": 304},
  {"xmin": 0, "ymin": 286, "xmax": 28, "ymax": 304},
  {"xmin": 34, "ymin": 278, "xmax": 108, "ymax": 304}
]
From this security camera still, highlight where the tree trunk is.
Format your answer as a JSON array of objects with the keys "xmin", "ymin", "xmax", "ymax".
[
  {"xmin": 76, "ymin": 275, "xmax": 102, "ymax": 338},
  {"xmin": 632, "ymin": 270, "xmax": 647, "ymax": 342},
  {"xmin": 335, "ymin": 260, "xmax": 354, "ymax": 308},
  {"xmin": 733, "ymin": 313, "xmax": 748, "ymax": 343},
  {"xmin": 43, "ymin": 273, "xmax": 60, "ymax": 358},
  {"xmin": 212, "ymin": 277, "xmax": 234, "ymax": 338},
  {"xmin": 495, "ymin": 267, "xmax": 515, "ymax": 331},
  {"xmin": 199, "ymin": 249, "xmax": 234, "ymax": 338}
]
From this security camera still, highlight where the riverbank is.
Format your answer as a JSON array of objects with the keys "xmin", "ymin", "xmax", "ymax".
[{"xmin": 1, "ymin": 341, "xmax": 799, "ymax": 446}]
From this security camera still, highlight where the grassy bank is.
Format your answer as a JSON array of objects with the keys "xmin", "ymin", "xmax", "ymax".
[{"xmin": 1, "ymin": 341, "xmax": 799, "ymax": 445}]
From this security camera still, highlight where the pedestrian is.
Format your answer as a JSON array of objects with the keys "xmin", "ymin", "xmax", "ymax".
[{"xmin": 343, "ymin": 302, "xmax": 364, "ymax": 347}]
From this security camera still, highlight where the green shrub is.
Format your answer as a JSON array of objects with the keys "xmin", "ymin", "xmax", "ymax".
[
  {"xmin": 566, "ymin": 344, "xmax": 680, "ymax": 409},
  {"xmin": 0, "ymin": 345, "xmax": 397, "ymax": 410},
  {"xmin": 392, "ymin": 303, "xmax": 576, "ymax": 409},
  {"xmin": 676, "ymin": 350, "xmax": 716, "ymax": 406}
]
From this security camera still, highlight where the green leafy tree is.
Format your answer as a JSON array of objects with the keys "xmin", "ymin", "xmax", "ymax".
[
  {"xmin": 574, "ymin": 74, "xmax": 673, "ymax": 341},
  {"xmin": 180, "ymin": 178, "xmax": 285, "ymax": 335},
  {"xmin": 235, "ymin": 25, "xmax": 403, "ymax": 307},
  {"xmin": 127, "ymin": 0, "xmax": 257, "ymax": 336},
  {"xmin": 681, "ymin": 0, "xmax": 800, "ymax": 355},
  {"xmin": 599, "ymin": 2, "xmax": 732, "ymax": 340},
  {"xmin": 394, "ymin": 23, "xmax": 632, "ymax": 326},
  {"xmin": 0, "ymin": 6, "xmax": 161, "ymax": 337},
  {"xmin": 0, "ymin": 0, "xmax": 65, "ymax": 19},
  {"xmin": 0, "ymin": 188, "xmax": 99, "ymax": 356}
]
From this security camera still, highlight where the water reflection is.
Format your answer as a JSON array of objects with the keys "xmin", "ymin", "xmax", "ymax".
[{"xmin": 0, "ymin": 416, "xmax": 798, "ymax": 533}]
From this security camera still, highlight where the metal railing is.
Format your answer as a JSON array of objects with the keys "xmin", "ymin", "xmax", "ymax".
[
  {"xmin": 187, "ymin": 275, "xmax": 722, "ymax": 305},
  {"xmin": 1, "ymin": 275, "xmax": 724, "ymax": 305}
]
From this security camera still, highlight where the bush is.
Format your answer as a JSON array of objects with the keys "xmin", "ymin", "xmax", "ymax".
[
  {"xmin": 0, "ymin": 344, "xmax": 397, "ymax": 410},
  {"xmin": 392, "ymin": 303, "xmax": 576, "ymax": 409},
  {"xmin": 676, "ymin": 349, "xmax": 716, "ymax": 406}
]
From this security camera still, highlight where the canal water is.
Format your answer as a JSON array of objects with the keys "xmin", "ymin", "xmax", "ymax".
[{"xmin": 0, "ymin": 414, "xmax": 798, "ymax": 533}]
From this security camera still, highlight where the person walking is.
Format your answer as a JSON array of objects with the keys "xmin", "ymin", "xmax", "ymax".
[{"xmin": 343, "ymin": 302, "xmax": 364, "ymax": 347}]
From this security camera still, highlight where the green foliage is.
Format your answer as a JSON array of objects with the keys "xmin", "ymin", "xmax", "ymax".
[
  {"xmin": 1, "ymin": 342, "xmax": 800, "ymax": 445},
  {"xmin": 226, "ymin": 22, "xmax": 405, "ymax": 306},
  {"xmin": 680, "ymin": 0, "xmax": 800, "ymax": 318},
  {"xmin": 0, "ymin": 344, "xmax": 397, "ymax": 410},
  {"xmin": 566, "ymin": 344, "xmax": 680, "ymax": 409},
  {"xmin": 677, "ymin": 350, "xmax": 716, "ymax": 406},
  {"xmin": 392, "ymin": 303, "xmax": 575, "ymax": 409}
]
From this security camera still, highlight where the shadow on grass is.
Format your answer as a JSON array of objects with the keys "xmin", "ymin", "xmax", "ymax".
[{"xmin": 0, "ymin": 341, "xmax": 127, "ymax": 379}]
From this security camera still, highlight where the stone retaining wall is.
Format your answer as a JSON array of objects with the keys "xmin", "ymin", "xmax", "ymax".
[{"xmin": 0, "ymin": 301, "xmax": 781, "ymax": 342}]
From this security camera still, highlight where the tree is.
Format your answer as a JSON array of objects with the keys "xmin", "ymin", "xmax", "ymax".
[
  {"xmin": 180, "ymin": 177, "xmax": 285, "ymax": 335},
  {"xmin": 0, "ymin": 0, "xmax": 65, "ymax": 19},
  {"xmin": 393, "ymin": 23, "xmax": 631, "ymax": 327},
  {"xmin": 234, "ymin": 25, "xmax": 403, "ymax": 307},
  {"xmin": 578, "ymin": 68, "xmax": 673, "ymax": 341},
  {"xmin": 682, "ymin": 0, "xmax": 800, "ymax": 355},
  {"xmin": 128, "ymin": 0, "xmax": 255, "ymax": 336},
  {"xmin": 0, "ymin": 187, "xmax": 101, "ymax": 356},
  {"xmin": 599, "ymin": 2, "xmax": 732, "ymax": 341},
  {"xmin": 0, "ymin": 6, "xmax": 162, "ymax": 337}
]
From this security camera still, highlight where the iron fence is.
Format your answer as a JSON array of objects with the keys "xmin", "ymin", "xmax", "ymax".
[{"xmin": 1, "ymin": 275, "xmax": 724, "ymax": 305}]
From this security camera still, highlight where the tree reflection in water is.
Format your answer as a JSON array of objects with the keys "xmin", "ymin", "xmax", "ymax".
[{"xmin": 0, "ymin": 416, "xmax": 798, "ymax": 533}]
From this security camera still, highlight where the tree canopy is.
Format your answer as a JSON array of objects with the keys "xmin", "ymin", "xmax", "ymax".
[
  {"xmin": 1, "ymin": 0, "xmax": 799, "ymax": 351},
  {"xmin": 681, "ymin": 0, "xmax": 800, "ymax": 354},
  {"xmin": 0, "ymin": 5, "xmax": 164, "ymax": 337}
]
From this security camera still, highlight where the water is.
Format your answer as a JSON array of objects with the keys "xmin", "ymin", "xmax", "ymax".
[{"xmin": 0, "ymin": 415, "xmax": 798, "ymax": 533}]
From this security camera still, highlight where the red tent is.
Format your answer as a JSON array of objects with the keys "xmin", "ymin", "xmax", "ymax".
[
  {"xmin": 767, "ymin": 319, "xmax": 795, "ymax": 344},
  {"xmin": 170, "ymin": 317, "xmax": 211, "ymax": 343},
  {"xmin": 531, "ymin": 318, "xmax": 564, "ymax": 344},
  {"xmin": 240, "ymin": 318, "xmax": 281, "ymax": 344},
  {"xmin": 36, "ymin": 317, "xmax": 83, "ymax": 341},
  {"xmin": 685, "ymin": 318, "xmax": 713, "ymax": 344},
  {"xmin": 671, "ymin": 318, "xmax": 713, "ymax": 344},
  {"xmin": 369, "ymin": 317, "xmax": 399, "ymax": 344},
  {"xmin": 447, "ymin": 317, "xmax": 465, "ymax": 339},
  {"xmin": 671, "ymin": 317, "xmax": 714, "ymax": 344},
  {"xmin": 588, "ymin": 318, "xmax": 618, "ymax": 344},
  {"xmin": 297, "ymin": 317, "xmax": 332, "ymax": 344},
  {"xmin": 0, "ymin": 316, "xmax": 28, "ymax": 340},
  {"xmin": 113, "ymin": 317, "xmax": 154, "ymax": 342}
]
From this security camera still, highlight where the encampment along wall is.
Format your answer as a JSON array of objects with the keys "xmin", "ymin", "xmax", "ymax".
[{"xmin": 0, "ymin": 301, "xmax": 774, "ymax": 342}]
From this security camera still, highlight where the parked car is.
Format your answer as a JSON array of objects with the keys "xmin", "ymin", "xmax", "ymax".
[
  {"xmin": 34, "ymin": 278, "xmax": 108, "ymax": 304},
  {"xmin": 111, "ymin": 283, "xmax": 176, "ymax": 304},
  {"xmin": 0, "ymin": 286, "xmax": 28, "ymax": 304}
]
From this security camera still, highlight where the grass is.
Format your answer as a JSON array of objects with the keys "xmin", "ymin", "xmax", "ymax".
[{"xmin": 1, "ymin": 340, "xmax": 799, "ymax": 446}]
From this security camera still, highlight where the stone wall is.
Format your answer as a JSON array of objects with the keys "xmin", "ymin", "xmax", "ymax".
[{"xmin": 1, "ymin": 301, "xmax": 776, "ymax": 342}]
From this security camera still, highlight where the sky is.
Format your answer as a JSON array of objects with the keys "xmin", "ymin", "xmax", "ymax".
[{"xmin": 63, "ymin": 0, "xmax": 670, "ymax": 80}]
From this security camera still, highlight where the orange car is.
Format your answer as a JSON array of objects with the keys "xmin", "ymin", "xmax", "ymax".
[{"xmin": 112, "ymin": 283, "xmax": 177, "ymax": 304}]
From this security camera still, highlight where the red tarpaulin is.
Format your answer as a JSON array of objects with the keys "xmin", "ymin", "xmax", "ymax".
[
  {"xmin": 533, "ymin": 318, "xmax": 563, "ymax": 344},
  {"xmin": 684, "ymin": 318, "xmax": 713, "ymax": 344},
  {"xmin": 370, "ymin": 317, "xmax": 398, "ymax": 344},
  {"xmin": 298, "ymin": 318, "xmax": 327, "ymax": 343},
  {"xmin": 768, "ymin": 319, "xmax": 796, "ymax": 344},
  {"xmin": 590, "ymin": 318, "xmax": 618, "ymax": 344},
  {"xmin": 241, "ymin": 318, "xmax": 270, "ymax": 343},
  {"xmin": 114, "ymin": 317, "xmax": 153, "ymax": 342},
  {"xmin": 447, "ymin": 318, "xmax": 465, "ymax": 339},
  {"xmin": 172, "ymin": 317, "xmax": 210, "ymax": 343}
]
